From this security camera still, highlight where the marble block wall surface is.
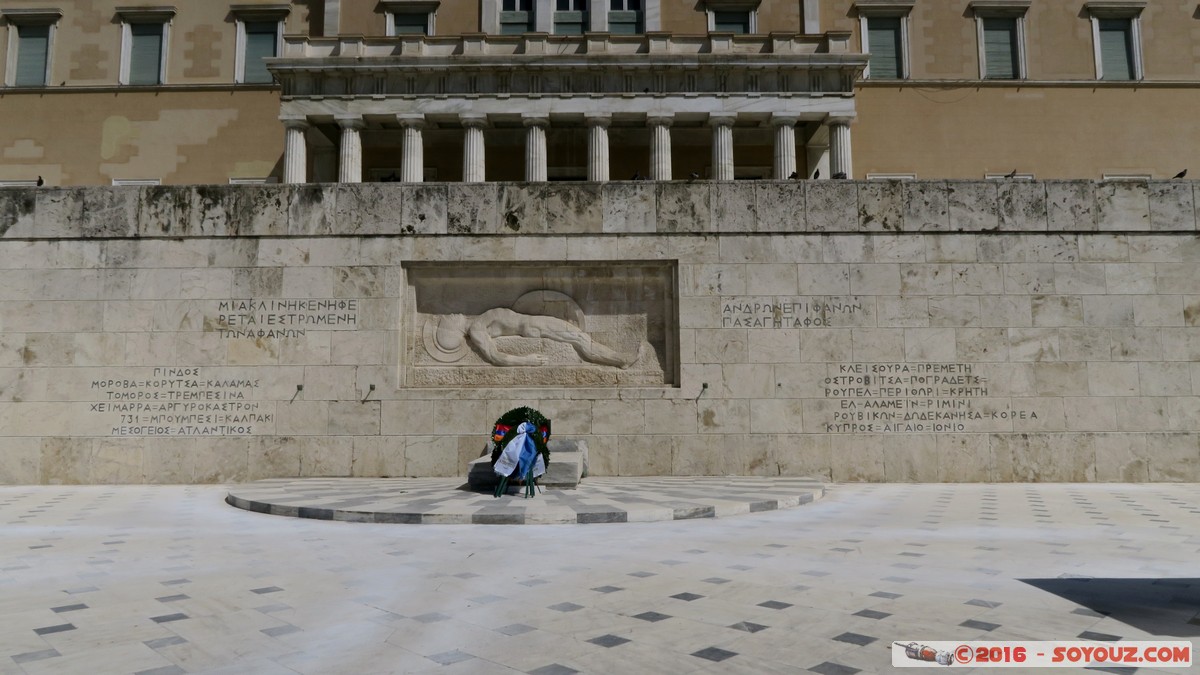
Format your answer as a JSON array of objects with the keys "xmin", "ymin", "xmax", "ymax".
[{"xmin": 0, "ymin": 180, "xmax": 1198, "ymax": 484}]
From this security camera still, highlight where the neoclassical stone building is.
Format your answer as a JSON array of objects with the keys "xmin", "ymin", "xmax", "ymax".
[{"xmin": 1, "ymin": 0, "xmax": 1198, "ymax": 185}]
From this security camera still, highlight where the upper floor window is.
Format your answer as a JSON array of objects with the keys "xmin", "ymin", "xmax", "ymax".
[
  {"xmin": 855, "ymin": 1, "xmax": 913, "ymax": 80},
  {"xmin": 2, "ymin": 9, "xmax": 61, "ymax": 87},
  {"xmin": 1085, "ymin": 1, "xmax": 1144, "ymax": 81},
  {"xmin": 970, "ymin": 1, "xmax": 1029, "ymax": 80},
  {"xmin": 706, "ymin": 0, "xmax": 759, "ymax": 34},
  {"xmin": 501, "ymin": 0, "xmax": 533, "ymax": 34},
  {"xmin": 554, "ymin": 0, "xmax": 587, "ymax": 35},
  {"xmin": 232, "ymin": 5, "xmax": 289, "ymax": 84},
  {"xmin": 117, "ymin": 8, "xmax": 175, "ymax": 86},
  {"xmin": 609, "ymin": 0, "xmax": 642, "ymax": 34},
  {"xmin": 383, "ymin": 1, "xmax": 438, "ymax": 36}
]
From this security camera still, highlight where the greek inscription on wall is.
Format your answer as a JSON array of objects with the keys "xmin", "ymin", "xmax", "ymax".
[
  {"xmin": 88, "ymin": 367, "xmax": 270, "ymax": 436},
  {"xmin": 823, "ymin": 363, "xmax": 1038, "ymax": 434},
  {"xmin": 720, "ymin": 296, "xmax": 865, "ymax": 328},
  {"xmin": 212, "ymin": 299, "xmax": 358, "ymax": 339}
]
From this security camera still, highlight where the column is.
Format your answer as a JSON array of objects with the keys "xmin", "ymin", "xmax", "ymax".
[
  {"xmin": 828, "ymin": 115, "xmax": 854, "ymax": 179},
  {"xmin": 336, "ymin": 115, "xmax": 365, "ymax": 183},
  {"xmin": 648, "ymin": 115, "xmax": 673, "ymax": 181},
  {"xmin": 397, "ymin": 114, "xmax": 424, "ymax": 183},
  {"xmin": 461, "ymin": 114, "xmax": 486, "ymax": 183},
  {"xmin": 281, "ymin": 116, "xmax": 309, "ymax": 184},
  {"xmin": 523, "ymin": 115, "xmax": 549, "ymax": 182},
  {"xmin": 771, "ymin": 115, "xmax": 798, "ymax": 180},
  {"xmin": 709, "ymin": 114, "xmax": 736, "ymax": 181},
  {"xmin": 586, "ymin": 114, "xmax": 611, "ymax": 182}
]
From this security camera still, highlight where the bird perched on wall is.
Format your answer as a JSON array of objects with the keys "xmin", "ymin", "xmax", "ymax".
[
  {"xmin": 1004, "ymin": 169, "xmax": 1017, "ymax": 178},
  {"xmin": 36, "ymin": 176, "xmax": 44, "ymax": 187},
  {"xmin": 688, "ymin": 171, "xmax": 700, "ymax": 181},
  {"xmin": 631, "ymin": 171, "xmax": 642, "ymax": 180},
  {"xmin": 788, "ymin": 171, "xmax": 799, "ymax": 179},
  {"xmin": 1173, "ymin": 169, "xmax": 1188, "ymax": 179},
  {"xmin": 832, "ymin": 171, "xmax": 847, "ymax": 179},
  {"xmin": 812, "ymin": 169, "xmax": 820, "ymax": 180}
]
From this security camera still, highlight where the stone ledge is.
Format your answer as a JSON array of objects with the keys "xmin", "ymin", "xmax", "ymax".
[{"xmin": 1, "ymin": 180, "xmax": 1193, "ymax": 239}]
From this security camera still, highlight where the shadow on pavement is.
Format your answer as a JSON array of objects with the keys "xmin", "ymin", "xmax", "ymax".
[{"xmin": 1022, "ymin": 578, "xmax": 1200, "ymax": 638}]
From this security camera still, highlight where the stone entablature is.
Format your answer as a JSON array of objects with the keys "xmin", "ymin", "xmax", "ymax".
[{"xmin": 271, "ymin": 33, "xmax": 864, "ymax": 100}]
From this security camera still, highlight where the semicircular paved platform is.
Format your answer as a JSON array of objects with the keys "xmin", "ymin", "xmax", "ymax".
[{"xmin": 225, "ymin": 476, "xmax": 825, "ymax": 525}]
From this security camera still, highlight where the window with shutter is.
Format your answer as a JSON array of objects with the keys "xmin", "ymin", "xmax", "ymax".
[
  {"xmin": 609, "ymin": 0, "xmax": 642, "ymax": 33},
  {"xmin": 128, "ymin": 23, "xmax": 164, "ymax": 85},
  {"xmin": 14, "ymin": 24, "xmax": 50, "ymax": 86},
  {"xmin": 554, "ymin": 0, "xmax": 587, "ymax": 34},
  {"xmin": 866, "ymin": 17, "xmax": 901, "ymax": 79},
  {"xmin": 982, "ymin": 17, "xmax": 1019, "ymax": 79},
  {"xmin": 242, "ymin": 22, "xmax": 276, "ymax": 83},
  {"xmin": 1098, "ymin": 18, "xmax": 1134, "ymax": 80},
  {"xmin": 392, "ymin": 13, "xmax": 429, "ymax": 34},
  {"xmin": 501, "ymin": 0, "xmax": 533, "ymax": 33}
]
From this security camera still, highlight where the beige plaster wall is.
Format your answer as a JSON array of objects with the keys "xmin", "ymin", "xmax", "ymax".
[
  {"xmin": 0, "ymin": 180, "xmax": 1198, "ymax": 485},
  {"xmin": 854, "ymin": 86, "xmax": 1198, "ymax": 180},
  {"xmin": 0, "ymin": 0, "xmax": 312, "ymax": 86},
  {"xmin": 0, "ymin": 90, "xmax": 284, "ymax": 186}
]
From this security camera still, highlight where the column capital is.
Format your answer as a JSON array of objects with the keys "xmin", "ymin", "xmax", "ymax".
[
  {"xmin": 708, "ymin": 113, "xmax": 737, "ymax": 128},
  {"xmin": 646, "ymin": 114, "xmax": 674, "ymax": 127},
  {"xmin": 335, "ymin": 114, "xmax": 366, "ymax": 130},
  {"xmin": 770, "ymin": 114, "xmax": 799, "ymax": 127},
  {"xmin": 826, "ymin": 114, "xmax": 857, "ymax": 126},
  {"xmin": 584, "ymin": 113, "xmax": 612, "ymax": 128},
  {"xmin": 396, "ymin": 113, "xmax": 426, "ymax": 130},
  {"xmin": 460, "ymin": 113, "xmax": 488, "ymax": 129},
  {"xmin": 280, "ymin": 115, "xmax": 310, "ymax": 130},
  {"xmin": 522, "ymin": 114, "xmax": 550, "ymax": 129}
]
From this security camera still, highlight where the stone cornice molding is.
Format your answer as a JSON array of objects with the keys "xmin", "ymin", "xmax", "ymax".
[
  {"xmin": 0, "ymin": 7, "xmax": 63, "ymax": 23},
  {"xmin": 229, "ymin": 3, "xmax": 291, "ymax": 21},
  {"xmin": 1083, "ymin": 0, "xmax": 1146, "ymax": 17},
  {"xmin": 114, "ymin": 6, "xmax": 177, "ymax": 22}
]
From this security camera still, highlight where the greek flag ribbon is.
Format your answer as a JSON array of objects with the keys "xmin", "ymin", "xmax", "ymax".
[{"xmin": 493, "ymin": 422, "xmax": 546, "ymax": 479}]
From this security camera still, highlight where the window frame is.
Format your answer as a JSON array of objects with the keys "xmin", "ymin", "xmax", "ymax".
[
  {"xmin": 381, "ymin": 1, "xmax": 438, "ymax": 36},
  {"xmin": 553, "ymin": 0, "xmax": 587, "ymax": 35},
  {"xmin": 116, "ymin": 7, "xmax": 175, "ymax": 86},
  {"xmin": 854, "ymin": 1, "xmax": 914, "ymax": 80},
  {"xmin": 705, "ymin": 1, "xmax": 758, "ymax": 34},
  {"xmin": 969, "ymin": 1, "xmax": 1030, "ymax": 81},
  {"xmin": 2, "ymin": 8, "xmax": 61, "ymax": 87},
  {"xmin": 232, "ymin": 4, "xmax": 289, "ymax": 84},
  {"xmin": 1085, "ymin": 2, "xmax": 1145, "ymax": 81}
]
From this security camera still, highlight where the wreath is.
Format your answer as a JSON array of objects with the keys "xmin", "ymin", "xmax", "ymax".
[{"xmin": 489, "ymin": 407, "xmax": 551, "ymax": 497}]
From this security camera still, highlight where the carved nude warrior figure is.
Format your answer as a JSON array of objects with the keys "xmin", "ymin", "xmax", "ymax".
[{"xmin": 432, "ymin": 308, "xmax": 639, "ymax": 368}]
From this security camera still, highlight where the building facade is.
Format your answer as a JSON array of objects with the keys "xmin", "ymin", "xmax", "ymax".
[{"xmin": 1, "ymin": 0, "xmax": 1197, "ymax": 186}]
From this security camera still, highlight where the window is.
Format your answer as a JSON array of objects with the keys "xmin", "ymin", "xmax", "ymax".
[
  {"xmin": 609, "ymin": 0, "xmax": 642, "ymax": 34},
  {"xmin": 970, "ymin": 1, "xmax": 1027, "ymax": 80},
  {"xmin": 501, "ymin": 0, "xmax": 533, "ymax": 34},
  {"xmin": 867, "ymin": 173, "xmax": 917, "ymax": 180},
  {"xmin": 233, "ymin": 5, "xmax": 289, "ymax": 83},
  {"xmin": 554, "ymin": 0, "xmax": 587, "ymax": 35},
  {"xmin": 3, "ymin": 9, "xmax": 60, "ymax": 87},
  {"xmin": 1085, "ymin": 2, "xmax": 1143, "ymax": 81},
  {"xmin": 117, "ymin": 8, "xmax": 174, "ymax": 86},
  {"xmin": 383, "ymin": 1, "xmax": 438, "ymax": 36},
  {"xmin": 855, "ymin": 1, "xmax": 913, "ymax": 80},
  {"xmin": 706, "ymin": 0, "xmax": 758, "ymax": 33},
  {"xmin": 111, "ymin": 178, "xmax": 162, "ymax": 186}
]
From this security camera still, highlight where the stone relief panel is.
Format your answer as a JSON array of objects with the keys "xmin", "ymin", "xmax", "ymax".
[{"xmin": 403, "ymin": 262, "xmax": 677, "ymax": 387}]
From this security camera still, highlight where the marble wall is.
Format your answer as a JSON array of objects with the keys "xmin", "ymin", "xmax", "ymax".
[{"xmin": 0, "ymin": 180, "xmax": 1197, "ymax": 483}]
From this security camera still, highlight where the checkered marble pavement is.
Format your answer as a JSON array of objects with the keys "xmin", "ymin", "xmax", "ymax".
[
  {"xmin": 0, "ymin": 482, "xmax": 1197, "ymax": 675},
  {"xmin": 225, "ymin": 477, "xmax": 826, "ymax": 524}
]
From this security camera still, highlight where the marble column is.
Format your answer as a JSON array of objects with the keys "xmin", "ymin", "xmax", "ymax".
[
  {"xmin": 523, "ymin": 115, "xmax": 549, "ymax": 182},
  {"xmin": 829, "ymin": 115, "xmax": 854, "ymax": 179},
  {"xmin": 771, "ymin": 115, "xmax": 798, "ymax": 180},
  {"xmin": 586, "ymin": 114, "xmax": 611, "ymax": 182},
  {"xmin": 648, "ymin": 115, "xmax": 673, "ymax": 181},
  {"xmin": 281, "ymin": 116, "xmax": 309, "ymax": 184},
  {"xmin": 709, "ymin": 114, "xmax": 736, "ymax": 181},
  {"xmin": 397, "ymin": 114, "xmax": 424, "ymax": 183},
  {"xmin": 336, "ymin": 115, "xmax": 365, "ymax": 184},
  {"xmin": 461, "ymin": 114, "xmax": 487, "ymax": 183}
]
